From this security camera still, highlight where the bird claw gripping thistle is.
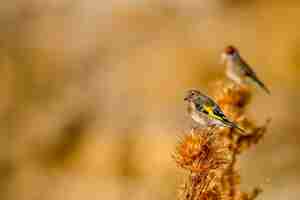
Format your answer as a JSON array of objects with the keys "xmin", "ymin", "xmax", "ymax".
[
  {"xmin": 184, "ymin": 89, "xmax": 246, "ymax": 135},
  {"xmin": 221, "ymin": 45, "xmax": 270, "ymax": 94}
]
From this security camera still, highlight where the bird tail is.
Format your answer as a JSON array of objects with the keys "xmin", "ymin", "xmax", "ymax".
[
  {"xmin": 222, "ymin": 118, "xmax": 247, "ymax": 135},
  {"xmin": 251, "ymin": 76, "xmax": 270, "ymax": 94}
]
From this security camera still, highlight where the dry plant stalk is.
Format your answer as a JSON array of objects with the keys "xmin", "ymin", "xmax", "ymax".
[{"xmin": 174, "ymin": 82, "xmax": 269, "ymax": 200}]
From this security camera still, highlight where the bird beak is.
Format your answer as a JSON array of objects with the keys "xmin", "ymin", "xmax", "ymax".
[
  {"xmin": 220, "ymin": 53, "xmax": 227, "ymax": 64},
  {"xmin": 184, "ymin": 97, "xmax": 188, "ymax": 101}
]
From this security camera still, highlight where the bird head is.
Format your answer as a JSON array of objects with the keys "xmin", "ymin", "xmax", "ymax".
[
  {"xmin": 221, "ymin": 45, "xmax": 239, "ymax": 64},
  {"xmin": 184, "ymin": 90, "xmax": 202, "ymax": 102}
]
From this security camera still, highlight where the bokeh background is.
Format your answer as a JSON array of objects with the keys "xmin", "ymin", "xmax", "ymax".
[{"xmin": 3, "ymin": 0, "xmax": 300, "ymax": 200}]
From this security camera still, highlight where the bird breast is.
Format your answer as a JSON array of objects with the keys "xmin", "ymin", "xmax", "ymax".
[
  {"xmin": 226, "ymin": 62, "xmax": 244, "ymax": 84},
  {"xmin": 187, "ymin": 103, "xmax": 210, "ymax": 125},
  {"xmin": 191, "ymin": 111, "xmax": 208, "ymax": 125}
]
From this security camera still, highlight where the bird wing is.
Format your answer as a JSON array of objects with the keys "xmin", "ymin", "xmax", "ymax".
[
  {"xmin": 238, "ymin": 58, "xmax": 256, "ymax": 77},
  {"xmin": 239, "ymin": 58, "xmax": 270, "ymax": 94},
  {"xmin": 194, "ymin": 99, "xmax": 246, "ymax": 134},
  {"xmin": 204, "ymin": 104, "xmax": 246, "ymax": 134},
  {"xmin": 209, "ymin": 105, "xmax": 228, "ymax": 122},
  {"xmin": 194, "ymin": 95, "xmax": 217, "ymax": 114},
  {"xmin": 193, "ymin": 94, "xmax": 224, "ymax": 119}
]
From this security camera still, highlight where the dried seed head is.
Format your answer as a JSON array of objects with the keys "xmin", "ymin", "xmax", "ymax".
[
  {"xmin": 173, "ymin": 130, "xmax": 229, "ymax": 173},
  {"xmin": 200, "ymin": 190, "xmax": 220, "ymax": 200},
  {"xmin": 215, "ymin": 84, "xmax": 252, "ymax": 112}
]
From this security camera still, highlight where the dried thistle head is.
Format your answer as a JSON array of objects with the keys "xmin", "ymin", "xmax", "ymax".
[
  {"xmin": 173, "ymin": 129, "xmax": 229, "ymax": 173},
  {"xmin": 178, "ymin": 173, "xmax": 224, "ymax": 200},
  {"xmin": 211, "ymin": 81, "xmax": 251, "ymax": 105},
  {"xmin": 198, "ymin": 190, "xmax": 220, "ymax": 200},
  {"xmin": 216, "ymin": 85, "xmax": 251, "ymax": 108},
  {"xmin": 212, "ymin": 83, "xmax": 252, "ymax": 121},
  {"xmin": 214, "ymin": 83, "xmax": 270, "ymax": 153}
]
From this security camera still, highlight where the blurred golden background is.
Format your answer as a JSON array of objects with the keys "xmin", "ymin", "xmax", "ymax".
[{"xmin": 3, "ymin": 0, "xmax": 300, "ymax": 200}]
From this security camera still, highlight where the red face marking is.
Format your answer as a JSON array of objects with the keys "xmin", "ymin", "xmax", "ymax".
[{"xmin": 224, "ymin": 46, "xmax": 236, "ymax": 55}]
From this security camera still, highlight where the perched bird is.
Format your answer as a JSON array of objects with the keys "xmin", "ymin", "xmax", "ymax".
[
  {"xmin": 184, "ymin": 89, "xmax": 246, "ymax": 134},
  {"xmin": 221, "ymin": 45, "xmax": 270, "ymax": 94}
]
